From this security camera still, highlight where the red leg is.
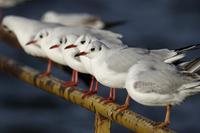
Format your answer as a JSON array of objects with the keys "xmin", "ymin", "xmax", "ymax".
[
  {"xmin": 100, "ymin": 88, "xmax": 116, "ymax": 104},
  {"xmin": 62, "ymin": 70, "xmax": 79, "ymax": 87},
  {"xmin": 82, "ymin": 76, "xmax": 99, "ymax": 99},
  {"xmin": 39, "ymin": 59, "xmax": 52, "ymax": 77},
  {"xmin": 93, "ymin": 79, "xmax": 99, "ymax": 93},
  {"xmin": 155, "ymin": 105, "xmax": 171, "ymax": 128},
  {"xmin": 82, "ymin": 76, "xmax": 94, "ymax": 93},
  {"xmin": 116, "ymin": 95, "xmax": 131, "ymax": 112}
]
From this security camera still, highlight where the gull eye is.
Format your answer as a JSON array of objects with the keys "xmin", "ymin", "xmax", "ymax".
[
  {"xmin": 81, "ymin": 40, "xmax": 86, "ymax": 44},
  {"xmin": 90, "ymin": 48, "xmax": 95, "ymax": 52},
  {"xmin": 99, "ymin": 47, "xmax": 102, "ymax": 51},
  {"xmin": 59, "ymin": 39, "xmax": 63, "ymax": 44},
  {"xmin": 39, "ymin": 34, "xmax": 43, "ymax": 39},
  {"xmin": 3, "ymin": 25, "xmax": 8, "ymax": 29}
]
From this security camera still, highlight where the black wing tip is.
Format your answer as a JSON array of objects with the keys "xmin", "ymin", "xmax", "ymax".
[{"xmin": 103, "ymin": 20, "xmax": 127, "ymax": 29}]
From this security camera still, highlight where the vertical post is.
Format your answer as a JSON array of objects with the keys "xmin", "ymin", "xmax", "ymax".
[{"xmin": 95, "ymin": 113, "xmax": 112, "ymax": 133}]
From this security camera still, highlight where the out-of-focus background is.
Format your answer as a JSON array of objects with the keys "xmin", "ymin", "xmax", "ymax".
[{"xmin": 1, "ymin": 0, "xmax": 200, "ymax": 133}]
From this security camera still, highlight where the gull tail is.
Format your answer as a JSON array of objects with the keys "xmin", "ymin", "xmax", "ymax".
[
  {"xmin": 103, "ymin": 20, "xmax": 126, "ymax": 29},
  {"xmin": 180, "ymin": 57, "xmax": 200, "ymax": 73},
  {"xmin": 179, "ymin": 81, "xmax": 200, "ymax": 96},
  {"xmin": 164, "ymin": 44, "xmax": 200, "ymax": 64},
  {"xmin": 174, "ymin": 43, "xmax": 200, "ymax": 53}
]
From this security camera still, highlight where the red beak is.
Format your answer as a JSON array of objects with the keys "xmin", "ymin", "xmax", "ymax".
[
  {"xmin": 49, "ymin": 44, "xmax": 60, "ymax": 49},
  {"xmin": 65, "ymin": 44, "xmax": 77, "ymax": 49},
  {"xmin": 75, "ymin": 52, "xmax": 88, "ymax": 57},
  {"xmin": 25, "ymin": 40, "xmax": 37, "ymax": 46}
]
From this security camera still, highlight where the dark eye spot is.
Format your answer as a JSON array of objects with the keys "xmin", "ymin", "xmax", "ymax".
[
  {"xmin": 90, "ymin": 48, "xmax": 95, "ymax": 52},
  {"xmin": 3, "ymin": 25, "xmax": 8, "ymax": 29},
  {"xmin": 81, "ymin": 40, "xmax": 86, "ymax": 44},
  {"xmin": 39, "ymin": 35, "xmax": 43, "ymax": 39},
  {"xmin": 99, "ymin": 47, "xmax": 102, "ymax": 51},
  {"xmin": 8, "ymin": 30, "xmax": 13, "ymax": 34},
  {"xmin": 60, "ymin": 39, "xmax": 63, "ymax": 44}
]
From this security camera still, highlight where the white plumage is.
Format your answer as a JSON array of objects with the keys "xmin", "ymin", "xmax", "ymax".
[
  {"xmin": 126, "ymin": 59, "xmax": 200, "ymax": 106},
  {"xmin": 41, "ymin": 11, "xmax": 105, "ymax": 29},
  {"xmin": 2, "ymin": 15, "xmax": 62, "ymax": 57}
]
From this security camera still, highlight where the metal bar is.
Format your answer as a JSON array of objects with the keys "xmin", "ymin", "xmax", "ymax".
[
  {"xmin": 0, "ymin": 54, "xmax": 176, "ymax": 133},
  {"xmin": 95, "ymin": 113, "xmax": 111, "ymax": 133}
]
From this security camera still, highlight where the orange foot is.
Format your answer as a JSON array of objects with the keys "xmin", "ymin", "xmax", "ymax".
[
  {"xmin": 100, "ymin": 97, "xmax": 115, "ymax": 104},
  {"xmin": 115, "ymin": 104, "xmax": 129, "ymax": 112},
  {"xmin": 62, "ymin": 81, "xmax": 78, "ymax": 87},
  {"xmin": 82, "ymin": 90, "xmax": 97, "ymax": 99},
  {"xmin": 154, "ymin": 121, "xmax": 170, "ymax": 129}
]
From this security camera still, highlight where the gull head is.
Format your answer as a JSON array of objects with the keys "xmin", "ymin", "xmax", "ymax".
[
  {"xmin": 75, "ymin": 39, "xmax": 106, "ymax": 59},
  {"xmin": 75, "ymin": 34, "xmax": 97, "ymax": 52},
  {"xmin": 26, "ymin": 28, "xmax": 51, "ymax": 46},
  {"xmin": 61, "ymin": 34, "xmax": 79, "ymax": 50}
]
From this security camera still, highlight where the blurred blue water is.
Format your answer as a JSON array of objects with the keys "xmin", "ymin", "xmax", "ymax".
[{"xmin": 1, "ymin": 0, "xmax": 200, "ymax": 132}]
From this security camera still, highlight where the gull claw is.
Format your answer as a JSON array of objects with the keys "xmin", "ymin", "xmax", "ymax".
[
  {"xmin": 115, "ymin": 104, "xmax": 129, "ymax": 112},
  {"xmin": 62, "ymin": 81, "xmax": 78, "ymax": 87},
  {"xmin": 82, "ymin": 90, "xmax": 97, "ymax": 99},
  {"xmin": 154, "ymin": 121, "xmax": 170, "ymax": 129},
  {"xmin": 100, "ymin": 97, "xmax": 115, "ymax": 104}
]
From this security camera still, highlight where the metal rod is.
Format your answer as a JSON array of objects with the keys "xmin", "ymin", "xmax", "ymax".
[{"xmin": 0, "ymin": 55, "xmax": 176, "ymax": 133}]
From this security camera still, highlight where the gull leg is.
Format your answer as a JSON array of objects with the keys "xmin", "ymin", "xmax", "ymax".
[
  {"xmin": 92, "ymin": 79, "xmax": 99, "ymax": 93},
  {"xmin": 100, "ymin": 88, "xmax": 116, "ymax": 104},
  {"xmin": 155, "ymin": 105, "xmax": 171, "ymax": 128},
  {"xmin": 82, "ymin": 76, "xmax": 94, "ymax": 93},
  {"xmin": 62, "ymin": 70, "xmax": 79, "ymax": 87},
  {"xmin": 116, "ymin": 95, "xmax": 131, "ymax": 112},
  {"xmin": 82, "ymin": 77, "xmax": 99, "ymax": 99},
  {"xmin": 103, "ymin": 88, "xmax": 116, "ymax": 104},
  {"xmin": 39, "ymin": 59, "xmax": 52, "ymax": 77}
]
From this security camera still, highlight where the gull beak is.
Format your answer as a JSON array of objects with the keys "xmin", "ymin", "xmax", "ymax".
[
  {"xmin": 25, "ymin": 40, "xmax": 37, "ymax": 46},
  {"xmin": 65, "ymin": 44, "xmax": 77, "ymax": 49},
  {"xmin": 75, "ymin": 52, "xmax": 88, "ymax": 57},
  {"xmin": 49, "ymin": 44, "xmax": 60, "ymax": 49}
]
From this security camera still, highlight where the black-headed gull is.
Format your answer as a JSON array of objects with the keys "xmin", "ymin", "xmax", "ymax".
[
  {"xmin": 74, "ymin": 34, "xmax": 127, "ymax": 99},
  {"xmin": 27, "ymin": 25, "xmax": 122, "ymax": 78},
  {"xmin": 48, "ymin": 29, "xmax": 124, "ymax": 95},
  {"xmin": 2, "ymin": 15, "xmax": 63, "ymax": 57},
  {"xmin": 125, "ymin": 58, "xmax": 200, "ymax": 128},
  {"xmin": 41, "ymin": 11, "xmax": 104, "ymax": 29},
  {"xmin": 76, "ymin": 40, "xmax": 200, "ymax": 107},
  {"xmin": 49, "ymin": 34, "xmax": 98, "ymax": 90}
]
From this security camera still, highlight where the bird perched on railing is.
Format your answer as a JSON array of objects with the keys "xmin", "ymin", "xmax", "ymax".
[
  {"xmin": 1, "ymin": 15, "xmax": 125, "ymax": 94},
  {"xmin": 2, "ymin": 15, "xmax": 63, "ymax": 57},
  {"xmin": 26, "ymin": 26, "xmax": 123, "ymax": 95},
  {"xmin": 75, "ymin": 38, "xmax": 200, "ymax": 110},
  {"xmin": 125, "ymin": 58, "xmax": 200, "ymax": 128}
]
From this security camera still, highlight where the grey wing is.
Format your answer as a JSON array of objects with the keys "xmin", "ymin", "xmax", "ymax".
[
  {"xmin": 89, "ymin": 28, "xmax": 123, "ymax": 45},
  {"xmin": 105, "ymin": 48, "xmax": 150, "ymax": 73},
  {"xmin": 129, "ymin": 60, "xmax": 190, "ymax": 94},
  {"xmin": 150, "ymin": 49, "xmax": 185, "ymax": 63}
]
